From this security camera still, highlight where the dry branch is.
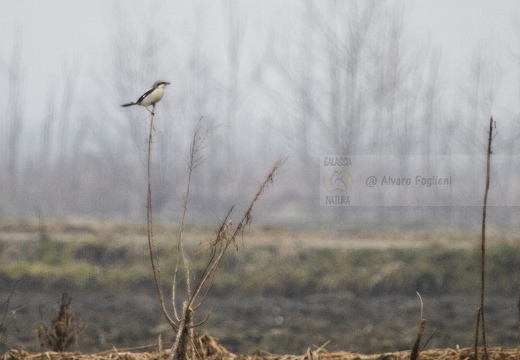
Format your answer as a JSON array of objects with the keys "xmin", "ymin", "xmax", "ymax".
[{"xmin": 189, "ymin": 158, "xmax": 286, "ymax": 308}]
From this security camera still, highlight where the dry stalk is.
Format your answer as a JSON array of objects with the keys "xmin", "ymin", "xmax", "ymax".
[
  {"xmin": 410, "ymin": 292, "xmax": 426, "ymax": 360},
  {"xmin": 145, "ymin": 104, "xmax": 177, "ymax": 331},
  {"xmin": 169, "ymin": 302, "xmax": 194, "ymax": 360},
  {"xmin": 158, "ymin": 333, "xmax": 163, "ymax": 356},
  {"xmin": 189, "ymin": 158, "xmax": 286, "ymax": 309},
  {"xmin": 169, "ymin": 158, "xmax": 285, "ymax": 360},
  {"xmin": 410, "ymin": 319, "xmax": 426, "ymax": 360},
  {"xmin": 475, "ymin": 306, "xmax": 482, "ymax": 360},
  {"xmin": 143, "ymin": 108, "xmax": 284, "ymax": 360},
  {"xmin": 476, "ymin": 116, "xmax": 495, "ymax": 360},
  {"xmin": 517, "ymin": 280, "xmax": 519, "ymax": 360}
]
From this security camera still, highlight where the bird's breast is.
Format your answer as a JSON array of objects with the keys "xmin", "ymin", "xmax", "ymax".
[{"xmin": 140, "ymin": 88, "xmax": 164, "ymax": 107}]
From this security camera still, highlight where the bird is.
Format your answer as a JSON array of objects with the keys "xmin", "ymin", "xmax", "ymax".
[{"xmin": 121, "ymin": 81, "xmax": 170, "ymax": 115}]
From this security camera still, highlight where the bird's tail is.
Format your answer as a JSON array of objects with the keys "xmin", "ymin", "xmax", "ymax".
[{"xmin": 121, "ymin": 102, "xmax": 136, "ymax": 107}]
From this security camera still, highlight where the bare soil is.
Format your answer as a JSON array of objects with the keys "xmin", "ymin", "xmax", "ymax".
[
  {"xmin": 1, "ymin": 289, "xmax": 517, "ymax": 356},
  {"xmin": 1, "ymin": 223, "xmax": 518, "ymax": 356}
]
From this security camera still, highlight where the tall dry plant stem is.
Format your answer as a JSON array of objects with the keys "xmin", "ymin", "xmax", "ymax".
[
  {"xmin": 143, "ymin": 110, "xmax": 284, "ymax": 360},
  {"xmin": 168, "ymin": 157, "xmax": 285, "ymax": 360},
  {"xmin": 517, "ymin": 281, "xmax": 519, "ymax": 360},
  {"xmin": 475, "ymin": 116, "xmax": 495, "ymax": 360},
  {"xmin": 146, "ymin": 105, "xmax": 177, "ymax": 331}
]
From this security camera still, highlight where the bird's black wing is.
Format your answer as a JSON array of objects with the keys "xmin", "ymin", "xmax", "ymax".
[{"xmin": 136, "ymin": 87, "xmax": 155, "ymax": 105}]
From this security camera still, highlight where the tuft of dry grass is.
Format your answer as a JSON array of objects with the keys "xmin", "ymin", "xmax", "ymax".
[{"xmin": 36, "ymin": 293, "xmax": 86, "ymax": 352}]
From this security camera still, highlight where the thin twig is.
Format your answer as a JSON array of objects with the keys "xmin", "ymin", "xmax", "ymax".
[
  {"xmin": 420, "ymin": 329, "xmax": 438, "ymax": 352},
  {"xmin": 191, "ymin": 209, "xmax": 234, "ymax": 311},
  {"xmin": 479, "ymin": 116, "xmax": 494, "ymax": 360}
]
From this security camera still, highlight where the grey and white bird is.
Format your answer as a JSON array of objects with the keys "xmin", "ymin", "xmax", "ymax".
[{"xmin": 121, "ymin": 81, "xmax": 170, "ymax": 114}]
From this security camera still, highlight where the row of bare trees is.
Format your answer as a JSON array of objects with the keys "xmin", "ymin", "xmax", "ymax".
[{"xmin": 1, "ymin": 2, "xmax": 519, "ymax": 224}]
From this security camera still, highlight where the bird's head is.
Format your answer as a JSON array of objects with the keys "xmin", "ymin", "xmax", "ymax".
[{"xmin": 153, "ymin": 81, "xmax": 170, "ymax": 89}]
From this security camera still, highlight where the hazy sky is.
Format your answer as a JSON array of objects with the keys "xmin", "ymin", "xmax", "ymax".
[
  {"xmin": 1, "ymin": 1, "xmax": 520, "ymax": 123},
  {"xmin": 2, "ymin": 1, "xmax": 520, "ymax": 221},
  {"xmin": 407, "ymin": 1, "xmax": 520, "ymax": 113}
]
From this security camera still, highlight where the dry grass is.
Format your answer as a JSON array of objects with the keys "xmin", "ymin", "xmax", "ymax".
[
  {"xmin": 36, "ymin": 294, "xmax": 86, "ymax": 352},
  {"xmin": 3, "ymin": 221, "xmax": 520, "ymax": 250},
  {"xmin": 3, "ymin": 334, "xmax": 519, "ymax": 360}
]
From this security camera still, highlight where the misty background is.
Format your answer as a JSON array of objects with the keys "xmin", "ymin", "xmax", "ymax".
[{"xmin": 2, "ymin": 1, "xmax": 520, "ymax": 227}]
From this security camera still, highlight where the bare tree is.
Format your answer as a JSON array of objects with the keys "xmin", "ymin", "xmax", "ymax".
[
  {"xmin": 106, "ymin": 3, "xmax": 164, "ymax": 217},
  {"xmin": 221, "ymin": 0, "xmax": 248, "ymax": 197},
  {"xmin": 461, "ymin": 48, "xmax": 501, "ymax": 155},
  {"xmin": 40, "ymin": 82, "xmax": 57, "ymax": 166},
  {"xmin": 420, "ymin": 48, "xmax": 442, "ymax": 178},
  {"xmin": 56, "ymin": 62, "xmax": 81, "ymax": 162},
  {"xmin": 5, "ymin": 31, "xmax": 25, "ymax": 209},
  {"xmin": 267, "ymin": 2, "xmax": 431, "ymax": 217}
]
